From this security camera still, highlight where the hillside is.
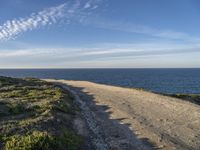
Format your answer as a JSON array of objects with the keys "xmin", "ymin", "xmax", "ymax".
[{"xmin": 0, "ymin": 77, "xmax": 88, "ymax": 150}]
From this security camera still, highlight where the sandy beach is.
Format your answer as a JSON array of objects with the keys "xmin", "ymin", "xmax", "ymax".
[{"xmin": 45, "ymin": 79, "xmax": 200, "ymax": 150}]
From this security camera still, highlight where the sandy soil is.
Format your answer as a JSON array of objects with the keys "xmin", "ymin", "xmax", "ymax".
[{"xmin": 45, "ymin": 79, "xmax": 200, "ymax": 150}]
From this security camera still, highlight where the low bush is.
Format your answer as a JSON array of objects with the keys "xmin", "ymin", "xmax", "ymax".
[{"xmin": 5, "ymin": 130, "xmax": 82, "ymax": 150}]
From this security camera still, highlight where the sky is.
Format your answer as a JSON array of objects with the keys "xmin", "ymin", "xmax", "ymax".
[{"xmin": 0, "ymin": 0, "xmax": 200, "ymax": 68}]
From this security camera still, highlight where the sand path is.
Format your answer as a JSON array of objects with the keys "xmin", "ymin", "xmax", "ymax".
[{"xmin": 45, "ymin": 80, "xmax": 200, "ymax": 150}]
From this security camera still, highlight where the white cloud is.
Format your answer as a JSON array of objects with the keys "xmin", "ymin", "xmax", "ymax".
[
  {"xmin": 0, "ymin": 0, "xmax": 102, "ymax": 41},
  {"xmin": 0, "ymin": 41, "xmax": 200, "ymax": 68},
  {"xmin": 1, "ymin": 0, "xmax": 197, "ymax": 43},
  {"xmin": 83, "ymin": 18, "xmax": 200, "ymax": 42},
  {"xmin": 0, "ymin": 4, "xmax": 66, "ymax": 41},
  {"xmin": 84, "ymin": 3, "xmax": 91, "ymax": 9},
  {"xmin": 1, "ymin": 42, "xmax": 199, "ymax": 59},
  {"xmin": 0, "ymin": 49, "xmax": 50, "ymax": 57}
]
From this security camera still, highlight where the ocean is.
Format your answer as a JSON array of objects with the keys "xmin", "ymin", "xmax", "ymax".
[{"xmin": 0, "ymin": 68, "xmax": 200, "ymax": 94}]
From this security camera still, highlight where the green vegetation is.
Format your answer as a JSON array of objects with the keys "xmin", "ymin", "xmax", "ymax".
[
  {"xmin": 5, "ymin": 130, "xmax": 82, "ymax": 150},
  {"xmin": 0, "ymin": 76, "xmax": 82, "ymax": 150},
  {"xmin": 169, "ymin": 94, "xmax": 200, "ymax": 105},
  {"xmin": 131, "ymin": 87, "xmax": 200, "ymax": 105}
]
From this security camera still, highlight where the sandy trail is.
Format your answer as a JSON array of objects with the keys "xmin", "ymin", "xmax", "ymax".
[{"xmin": 46, "ymin": 79, "xmax": 200, "ymax": 150}]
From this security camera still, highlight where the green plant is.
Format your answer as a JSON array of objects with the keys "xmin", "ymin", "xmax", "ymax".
[
  {"xmin": 5, "ymin": 131, "xmax": 82, "ymax": 150},
  {"xmin": 5, "ymin": 131, "xmax": 52, "ymax": 150},
  {"xmin": 61, "ymin": 130, "xmax": 83, "ymax": 150},
  {"xmin": 0, "ymin": 77, "xmax": 82, "ymax": 150},
  {"xmin": 8, "ymin": 103, "xmax": 25, "ymax": 114}
]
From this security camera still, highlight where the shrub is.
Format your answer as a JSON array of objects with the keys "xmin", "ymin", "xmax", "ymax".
[
  {"xmin": 5, "ymin": 131, "xmax": 82, "ymax": 150},
  {"xmin": 5, "ymin": 131, "xmax": 52, "ymax": 150},
  {"xmin": 8, "ymin": 103, "xmax": 25, "ymax": 114}
]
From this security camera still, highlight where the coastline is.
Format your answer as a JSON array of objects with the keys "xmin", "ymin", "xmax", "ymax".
[
  {"xmin": 0, "ymin": 76, "xmax": 199, "ymax": 150},
  {"xmin": 46, "ymin": 79, "xmax": 200, "ymax": 150},
  {"xmin": 1, "ymin": 68, "xmax": 200, "ymax": 94}
]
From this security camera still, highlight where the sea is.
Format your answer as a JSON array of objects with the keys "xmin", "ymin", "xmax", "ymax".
[{"xmin": 0, "ymin": 68, "xmax": 200, "ymax": 94}]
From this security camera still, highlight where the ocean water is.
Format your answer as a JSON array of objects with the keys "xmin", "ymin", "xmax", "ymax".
[{"xmin": 0, "ymin": 69, "xmax": 200, "ymax": 94}]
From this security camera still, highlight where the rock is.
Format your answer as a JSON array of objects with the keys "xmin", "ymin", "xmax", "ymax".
[{"xmin": 157, "ymin": 145, "xmax": 165, "ymax": 149}]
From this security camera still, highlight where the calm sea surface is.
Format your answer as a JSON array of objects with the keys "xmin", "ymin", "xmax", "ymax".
[{"xmin": 0, "ymin": 69, "xmax": 200, "ymax": 94}]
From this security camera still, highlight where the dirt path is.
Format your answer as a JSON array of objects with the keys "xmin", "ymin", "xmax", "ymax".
[{"xmin": 45, "ymin": 80, "xmax": 200, "ymax": 150}]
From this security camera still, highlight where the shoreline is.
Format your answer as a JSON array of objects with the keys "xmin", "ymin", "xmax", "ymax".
[
  {"xmin": 44, "ymin": 78, "xmax": 200, "ymax": 106},
  {"xmin": 0, "ymin": 76, "xmax": 199, "ymax": 150},
  {"xmin": 46, "ymin": 79, "xmax": 200, "ymax": 150}
]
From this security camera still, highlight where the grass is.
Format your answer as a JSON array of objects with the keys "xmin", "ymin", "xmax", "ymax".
[
  {"xmin": 168, "ymin": 94, "xmax": 200, "ymax": 105},
  {"xmin": 7, "ymin": 102, "xmax": 26, "ymax": 114},
  {"xmin": 0, "ymin": 76, "xmax": 83, "ymax": 150},
  {"xmin": 130, "ymin": 86, "xmax": 200, "ymax": 105},
  {"xmin": 4, "ymin": 130, "xmax": 82, "ymax": 150}
]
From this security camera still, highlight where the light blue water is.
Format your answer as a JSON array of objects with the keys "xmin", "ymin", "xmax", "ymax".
[{"xmin": 0, "ymin": 69, "xmax": 200, "ymax": 94}]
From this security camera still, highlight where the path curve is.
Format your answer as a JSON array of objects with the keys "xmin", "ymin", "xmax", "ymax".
[{"xmin": 46, "ymin": 79, "xmax": 200, "ymax": 150}]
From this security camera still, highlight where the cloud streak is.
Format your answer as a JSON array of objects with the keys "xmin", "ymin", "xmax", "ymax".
[
  {"xmin": 0, "ymin": 0, "xmax": 102, "ymax": 41},
  {"xmin": 1, "ymin": 42, "xmax": 199, "ymax": 59},
  {"xmin": 0, "ymin": 42, "xmax": 200, "ymax": 68},
  {"xmin": 0, "ymin": 4, "xmax": 67, "ymax": 41},
  {"xmin": 85, "ymin": 19, "xmax": 200, "ymax": 42},
  {"xmin": 1, "ymin": 0, "xmax": 197, "ymax": 43}
]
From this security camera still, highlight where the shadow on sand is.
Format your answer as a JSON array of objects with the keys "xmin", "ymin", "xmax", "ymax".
[{"xmin": 57, "ymin": 82, "xmax": 157, "ymax": 150}]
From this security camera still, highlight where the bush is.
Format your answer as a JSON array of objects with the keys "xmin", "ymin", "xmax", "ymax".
[
  {"xmin": 5, "ymin": 131, "xmax": 82, "ymax": 150},
  {"xmin": 0, "ymin": 77, "xmax": 83, "ymax": 150},
  {"xmin": 8, "ymin": 103, "xmax": 25, "ymax": 114},
  {"xmin": 5, "ymin": 131, "xmax": 51, "ymax": 150}
]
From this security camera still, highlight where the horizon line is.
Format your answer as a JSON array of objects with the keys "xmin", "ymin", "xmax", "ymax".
[{"xmin": 0, "ymin": 67, "xmax": 199, "ymax": 70}]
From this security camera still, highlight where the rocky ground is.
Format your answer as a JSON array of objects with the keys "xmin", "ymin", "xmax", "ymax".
[{"xmin": 46, "ymin": 79, "xmax": 200, "ymax": 150}]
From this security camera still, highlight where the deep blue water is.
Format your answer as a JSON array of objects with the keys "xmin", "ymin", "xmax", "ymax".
[{"xmin": 0, "ymin": 69, "xmax": 200, "ymax": 94}]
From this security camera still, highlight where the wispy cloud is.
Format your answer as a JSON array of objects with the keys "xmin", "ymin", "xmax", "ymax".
[
  {"xmin": 0, "ymin": 4, "xmax": 66, "ymax": 41},
  {"xmin": 1, "ymin": 42, "xmax": 199, "ymax": 59},
  {"xmin": 83, "ymin": 18, "xmax": 200, "ymax": 42},
  {"xmin": 1, "ymin": 0, "xmax": 197, "ymax": 43},
  {"xmin": 1, "ymin": 45, "xmax": 199, "ymax": 68},
  {"xmin": 0, "ymin": 0, "xmax": 102, "ymax": 41}
]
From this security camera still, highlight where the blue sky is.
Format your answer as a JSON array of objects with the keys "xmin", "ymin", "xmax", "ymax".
[{"xmin": 0, "ymin": 0, "xmax": 200, "ymax": 68}]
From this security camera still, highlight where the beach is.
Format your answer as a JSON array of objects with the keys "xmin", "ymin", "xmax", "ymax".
[{"xmin": 46, "ymin": 79, "xmax": 200, "ymax": 150}]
